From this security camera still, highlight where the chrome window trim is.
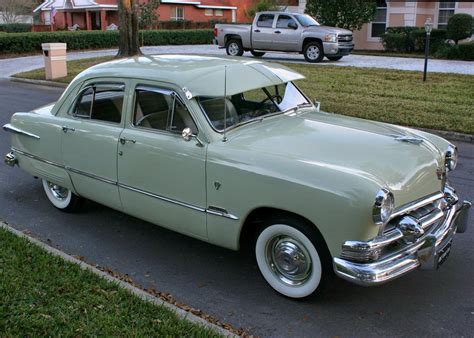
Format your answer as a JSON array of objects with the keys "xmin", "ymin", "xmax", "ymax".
[
  {"xmin": 3, "ymin": 124, "xmax": 41, "ymax": 140},
  {"xmin": 10, "ymin": 148, "xmax": 238, "ymax": 220}
]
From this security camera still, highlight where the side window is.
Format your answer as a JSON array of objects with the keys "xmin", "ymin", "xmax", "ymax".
[
  {"xmin": 73, "ymin": 85, "xmax": 124, "ymax": 123},
  {"xmin": 276, "ymin": 15, "xmax": 296, "ymax": 29},
  {"xmin": 134, "ymin": 87, "xmax": 197, "ymax": 134},
  {"xmin": 257, "ymin": 14, "xmax": 274, "ymax": 28}
]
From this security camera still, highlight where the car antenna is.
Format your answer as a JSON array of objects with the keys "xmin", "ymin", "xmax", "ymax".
[{"xmin": 223, "ymin": 65, "xmax": 228, "ymax": 142}]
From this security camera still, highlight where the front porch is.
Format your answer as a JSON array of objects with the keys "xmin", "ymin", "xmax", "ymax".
[{"xmin": 60, "ymin": 9, "xmax": 118, "ymax": 31}]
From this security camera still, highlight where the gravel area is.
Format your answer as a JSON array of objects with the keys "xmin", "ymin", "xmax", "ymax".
[{"xmin": 1, "ymin": 44, "xmax": 473, "ymax": 78}]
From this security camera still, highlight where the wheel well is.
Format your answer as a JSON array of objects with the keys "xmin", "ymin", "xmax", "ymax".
[
  {"xmin": 303, "ymin": 37, "xmax": 323, "ymax": 50},
  {"xmin": 225, "ymin": 34, "xmax": 242, "ymax": 45},
  {"xmin": 239, "ymin": 207, "xmax": 330, "ymax": 257}
]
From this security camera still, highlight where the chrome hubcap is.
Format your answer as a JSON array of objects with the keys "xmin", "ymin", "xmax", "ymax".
[
  {"xmin": 47, "ymin": 182, "xmax": 69, "ymax": 201},
  {"xmin": 266, "ymin": 236, "xmax": 312, "ymax": 286},
  {"xmin": 307, "ymin": 46, "xmax": 320, "ymax": 60},
  {"xmin": 228, "ymin": 42, "xmax": 239, "ymax": 56}
]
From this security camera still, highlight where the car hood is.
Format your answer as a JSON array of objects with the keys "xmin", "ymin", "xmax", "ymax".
[
  {"xmin": 228, "ymin": 111, "xmax": 447, "ymax": 206},
  {"xmin": 304, "ymin": 25, "xmax": 352, "ymax": 35}
]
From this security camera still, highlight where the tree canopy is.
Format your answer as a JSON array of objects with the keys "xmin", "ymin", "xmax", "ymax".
[{"xmin": 305, "ymin": 0, "xmax": 377, "ymax": 31}]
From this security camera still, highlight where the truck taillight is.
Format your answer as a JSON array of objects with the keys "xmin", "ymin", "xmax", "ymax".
[{"xmin": 213, "ymin": 27, "xmax": 218, "ymax": 37}]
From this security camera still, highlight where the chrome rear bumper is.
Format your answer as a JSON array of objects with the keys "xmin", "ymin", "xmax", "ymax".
[{"xmin": 333, "ymin": 198, "xmax": 471, "ymax": 286}]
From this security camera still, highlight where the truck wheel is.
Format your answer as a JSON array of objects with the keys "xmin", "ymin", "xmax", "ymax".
[
  {"xmin": 251, "ymin": 50, "xmax": 266, "ymax": 57},
  {"xmin": 254, "ymin": 215, "xmax": 331, "ymax": 298},
  {"xmin": 226, "ymin": 39, "xmax": 244, "ymax": 57},
  {"xmin": 42, "ymin": 179, "xmax": 82, "ymax": 212},
  {"xmin": 327, "ymin": 56, "xmax": 343, "ymax": 61},
  {"xmin": 303, "ymin": 42, "xmax": 324, "ymax": 63}
]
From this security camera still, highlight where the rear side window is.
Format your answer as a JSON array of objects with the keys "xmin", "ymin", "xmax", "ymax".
[
  {"xmin": 257, "ymin": 14, "xmax": 274, "ymax": 28},
  {"xmin": 74, "ymin": 84, "xmax": 124, "ymax": 123},
  {"xmin": 276, "ymin": 15, "xmax": 297, "ymax": 29}
]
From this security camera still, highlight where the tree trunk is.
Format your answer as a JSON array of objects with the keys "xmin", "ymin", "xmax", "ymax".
[{"xmin": 116, "ymin": 0, "xmax": 141, "ymax": 57}]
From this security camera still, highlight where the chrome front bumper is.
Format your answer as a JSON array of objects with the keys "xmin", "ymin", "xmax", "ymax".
[{"xmin": 333, "ymin": 196, "xmax": 471, "ymax": 286}]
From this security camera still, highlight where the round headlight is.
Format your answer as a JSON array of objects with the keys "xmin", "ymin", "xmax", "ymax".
[
  {"xmin": 445, "ymin": 145, "xmax": 458, "ymax": 171},
  {"xmin": 372, "ymin": 189, "xmax": 394, "ymax": 227}
]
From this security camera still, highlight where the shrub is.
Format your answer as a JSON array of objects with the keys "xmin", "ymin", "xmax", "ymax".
[
  {"xmin": 382, "ymin": 26, "xmax": 447, "ymax": 54},
  {"xmin": 435, "ymin": 42, "xmax": 474, "ymax": 61},
  {"xmin": 0, "ymin": 29, "xmax": 213, "ymax": 54},
  {"xmin": 447, "ymin": 13, "xmax": 473, "ymax": 44},
  {"xmin": 0, "ymin": 23, "xmax": 32, "ymax": 33}
]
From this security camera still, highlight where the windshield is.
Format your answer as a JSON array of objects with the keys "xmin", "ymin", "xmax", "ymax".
[
  {"xmin": 198, "ymin": 82, "xmax": 311, "ymax": 132},
  {"xmin": 295, "ymin": 14, "xmax": 319, "ymax": 27}
]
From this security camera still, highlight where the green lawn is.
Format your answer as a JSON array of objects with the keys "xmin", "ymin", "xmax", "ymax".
[
  {"xmin": 13, "ymin": 56, "xmax": 474, "ymax": 134},
  {"xmin": 0, "ymin": 227, "xmax": 219, "ymax": 336}
]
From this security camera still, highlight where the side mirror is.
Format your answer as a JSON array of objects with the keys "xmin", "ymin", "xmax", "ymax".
[
  {"xmin": 182, "ymin": 127, "xmax": 205, "ymax": 147},
  {"xmin": 314, "ymin": 100, "xmax": 321, "ymax": 112},
  {"xmin": 182, "ymin": 127, "xmax": 193, "ymax": 141},
  {"xmin": 288, "ymin": 22, "xmax": 298, "ymax": 30}
]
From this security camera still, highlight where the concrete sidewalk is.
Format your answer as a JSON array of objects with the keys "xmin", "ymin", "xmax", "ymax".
[{"xmin": 1, "ymin": 44, "xmax": 473, "ymax": 78}]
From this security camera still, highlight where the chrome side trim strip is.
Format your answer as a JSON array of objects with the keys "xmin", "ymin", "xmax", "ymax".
[
  {"xmin": 13, "ymin": 148, "xmax": 63, "ymax": 168},
  {"xmin": 12, "ymin": 148, "xmax": 239, "ymax": 221},
  {"xmin": 3, "ymin": 124, "xmax": 40, "ymax": 140},
  {"xmin": 119, "ymin": 183, "xmax": 206, "ymax": 213},
  {"xmin": 67, "ymin": 167, "xmax": 118, "ymax": 186},
  {"xmin": 391, "ymin": 192, "xmax": 444, "ymax": 219}
]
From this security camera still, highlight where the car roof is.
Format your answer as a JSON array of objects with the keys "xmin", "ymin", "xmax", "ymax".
[
  {"xmin": 75, "ymin": 54, "xmax": 305, "ymax": 97},
  {"xmin": 258, "ymin": 11, "xmax": 302, "ymax": 16}
]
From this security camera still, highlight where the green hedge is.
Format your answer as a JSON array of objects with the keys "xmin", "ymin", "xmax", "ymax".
[
  {"xmin": 0, "ymin": 29, "xmax": 213, "ymax": 54},
  {"xmin": 435, "ymin": 42, "xmax": 474, "ymax": 61},
  {"xmin": 382, "ymin": 27, "xmax": 447, "ymax": 53},
  {"xmin": 0, "ymin": 23, "xmax": 32, "ymax": 33}
]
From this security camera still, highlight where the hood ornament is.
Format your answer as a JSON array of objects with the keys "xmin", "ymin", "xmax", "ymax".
[{"xmin": 394, "ymin": 136, "xmax": 424, "ymax": 145}]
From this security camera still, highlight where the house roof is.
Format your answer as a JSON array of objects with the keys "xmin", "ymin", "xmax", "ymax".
[
  {"xmin": 34, "ymin": 0, "xmax": 117, "ymax": 12},
  {"xmin": 74, "ymin": 55, "xmax": 305, "ymax": 98}
]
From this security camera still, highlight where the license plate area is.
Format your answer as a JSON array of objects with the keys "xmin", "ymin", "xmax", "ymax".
[{"xmin": 437, "ymin": 239, "xmax": 452, "ymax": 269}]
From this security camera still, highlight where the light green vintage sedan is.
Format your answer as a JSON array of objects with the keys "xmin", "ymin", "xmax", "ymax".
[{"xmin": 4, "ymin": 55, "xmax": 471, "ymax": 298}]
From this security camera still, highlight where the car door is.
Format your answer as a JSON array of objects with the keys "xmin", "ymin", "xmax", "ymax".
[
  {"xmin": 117, "ymin": 83, "xmax": 207, "ymax": 239},
  {"xmin": 252, "ymin": 13, "xmax": 276, "ymax": 50},
  {"xmin": 273, "ymin": 14, "xmax": 301, "ymax": 51},
  {"xmin": 61, "ymin": 81, "xmax": 126, "ymax": 211}
]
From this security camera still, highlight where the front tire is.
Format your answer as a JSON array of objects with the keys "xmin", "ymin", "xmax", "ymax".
[
  {"xmin": 226, "ymin": 39, "xmax": 244, "ymax": 57},
  {"xmin": 255, "ymin": 218, "xmax": 328, "ymax": 298},
  {"xmin": 327, "ymin": 55, "xmax": 343, "ymax": 61},
  {"xmin": 303, "ymin": 42, "xmax": 324, "ymax": 63},
  {"xmin": 42, "ymin": 179, "xmax": 82, "ymax": 212},
  {"xmin": 251, "ymin": 50, "xmax": 266, "ymax": 57}
]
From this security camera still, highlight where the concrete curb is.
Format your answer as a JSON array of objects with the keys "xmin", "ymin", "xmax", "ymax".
[
  {"xmin": 0, "ymin": 221, "xmax": 238, "ymax": 337},
  {"xmin": 10, "ymin": 77, "xmax": 68, "ymax": 88}
]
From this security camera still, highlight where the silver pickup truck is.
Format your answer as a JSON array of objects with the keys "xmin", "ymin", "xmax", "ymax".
[{"xmin": 214, "ymin": 11, "xmax": 354, "ymax": 63}]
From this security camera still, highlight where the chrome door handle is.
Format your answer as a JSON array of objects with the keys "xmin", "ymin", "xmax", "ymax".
[
  {"xmin": 119, "ymin": 137, "xmax": 136, "ymax": 145},
  {"xmin": 62, "ymin": 126, "xmax": 75, "ymax": 133}
]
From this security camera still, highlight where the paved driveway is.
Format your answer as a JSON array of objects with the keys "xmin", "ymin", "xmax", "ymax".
[
  {"xmin": 1, "ymin": 44, "xmax": 473, "ymax": 78},
  {"xmin": 1, "ymin": 80, "xmax": 473, "ymax": 336}
]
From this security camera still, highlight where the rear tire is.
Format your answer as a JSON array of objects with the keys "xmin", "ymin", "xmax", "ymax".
[
  {"xmin": 303, "ymin": 42, "xmax": 324, "ymax": 63},
  {"xmin": 251, "ymin": 50, "xmax": 266, "ymax": 57},
  {"xmin": 254, "ymin": 215, "xmax": 331, "ymax": 299},
  {"xmin": 226, "ymin": 39, "xmax": 244, "ymax": 57},
  {"xmin": 327, "ymin": 55, "xmax": 343, "ymax": 61},
  {"xmin": 42, "ymin": 179, "xmax": 82, "ymax": 212}
]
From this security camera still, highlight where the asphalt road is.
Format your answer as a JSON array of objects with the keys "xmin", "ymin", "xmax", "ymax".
[{"xmin": 1, "ymin": 80, "xmax": 473, "ymax": 337}]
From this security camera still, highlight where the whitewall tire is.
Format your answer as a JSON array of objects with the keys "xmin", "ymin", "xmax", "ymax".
[
  {"xmin": 42, "ymin": 179, "xmax": 81, "ymax": 212},
  {"xmin": 255, "ymin": 223, "xmax": 323, "ymax": 298}
]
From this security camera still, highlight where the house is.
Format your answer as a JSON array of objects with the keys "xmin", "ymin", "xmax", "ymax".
[
  {"xmin": 33, "ymin": 0, "xmax": 240, "ymax": 31},
  {"xmin": 279, "ymin": 0, "xmax": 474, "ymax": 50}
]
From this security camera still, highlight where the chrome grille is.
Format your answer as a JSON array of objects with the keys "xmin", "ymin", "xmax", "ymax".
[{"xmin": 338, "ymin": 34, "xmax": 353, "ymax": 42}]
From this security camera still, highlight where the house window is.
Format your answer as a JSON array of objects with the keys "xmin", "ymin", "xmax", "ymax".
[
  {"xmin": 215, "ymin": 9, "xmax": 223, "ymax": 17},
  {"xmin": 205, "ymin": 9, "xmax": 213, "ymax": 16},
  {"xmin": 371, "ymin": 0, "xmax": 387, "ymax": 38},
  {"xmin": 171, "ymin": 7, "xmax": 184, "ymax": 21},
  {"xmin": 438, "ymin": 1, "xmax": 456, "ymax": 30}
]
